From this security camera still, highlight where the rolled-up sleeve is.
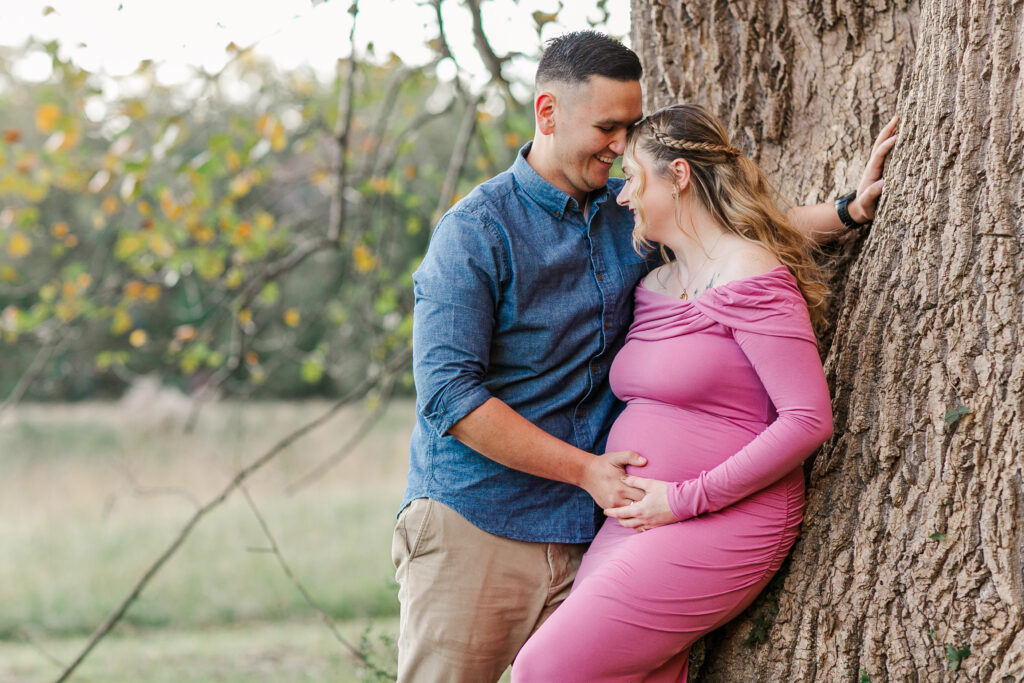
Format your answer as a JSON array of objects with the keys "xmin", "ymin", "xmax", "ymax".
[{"xmin": 412, "ymin": 209, "xmax": 508, "ymax": 437}]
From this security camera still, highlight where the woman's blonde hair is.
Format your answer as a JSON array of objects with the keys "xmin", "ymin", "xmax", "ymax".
[{"xmin": 626, "ymin": 104, "xmax": 828, "ymax": 328}]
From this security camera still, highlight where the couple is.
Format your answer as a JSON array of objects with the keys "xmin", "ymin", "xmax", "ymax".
[{"xmin": 394, "ymin": 31, "xmax": 896, "ymax": 682}]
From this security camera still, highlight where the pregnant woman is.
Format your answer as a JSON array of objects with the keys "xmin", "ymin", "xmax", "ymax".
[{"xmin": 512, "ymin": 104, "xmax": 834, "ymax": 681}]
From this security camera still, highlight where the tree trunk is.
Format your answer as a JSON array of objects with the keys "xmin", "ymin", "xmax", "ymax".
[{"xmin": 631, "ymin": 1, "xmax": 1024, "ymax": 680}]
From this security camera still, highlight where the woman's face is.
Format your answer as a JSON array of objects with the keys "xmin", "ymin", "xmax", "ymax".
[{"xmin": 616, "ymin": 144, "xmax": 679, "ymax": 246}]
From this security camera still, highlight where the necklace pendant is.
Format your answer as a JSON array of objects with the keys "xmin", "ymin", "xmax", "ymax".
[{"xmin": 679, "ymin": 290, "xmax": 688, "ymax": 300}]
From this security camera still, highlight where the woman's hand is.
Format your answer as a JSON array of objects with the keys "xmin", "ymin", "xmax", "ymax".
[
  {"xmin": 849, "ymin": 115, "xmax": 899, "ymax": 224},
  {"xmin": 603, "ymin": 475, "xmax": 679, "ymax": 531}
]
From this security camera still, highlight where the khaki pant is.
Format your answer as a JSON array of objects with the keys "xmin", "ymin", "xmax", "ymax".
[{"xmin": 391, "ymin": 498, "xmax": 587, "ymax": 683}]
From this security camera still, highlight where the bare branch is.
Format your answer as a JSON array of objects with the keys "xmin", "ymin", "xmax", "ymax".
[
  {"xmin": 433, "ymin": 92, "xmax": 483, "ymax": 225},
  {"xmin": 372, "ymin": 99, "xmax": 456, "ymax": 178},
  {"xmin": 53, "ymin": 346, "xmax": 412, "ymax": 683},
  {"xmin": 239, "ymin": 486, "xmax": 394, "ymax": 679},
  {"xmin": 464, "ymin": 0, "xmax": 512, "ymax": 94},
  {"xmin": 0, "ymin": 330, "xmax": 69, "ymax": 421},
  {"xmin": 285, "ymin": 366, "xmax": 400, "ymax": 495},
  {"xmin": 327, "ymin": 1, "xmax": 361, "ymax": 244}
]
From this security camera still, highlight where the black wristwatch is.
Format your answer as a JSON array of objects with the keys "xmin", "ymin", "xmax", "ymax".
[{"xmin": 835, "ymin": 190, "xmax": 868, "ymax": 230}]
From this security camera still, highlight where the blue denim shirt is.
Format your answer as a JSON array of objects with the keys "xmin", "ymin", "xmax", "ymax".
[{"xmin": 403, "ymin": 143, "xmax": 654, "ymax": 543}]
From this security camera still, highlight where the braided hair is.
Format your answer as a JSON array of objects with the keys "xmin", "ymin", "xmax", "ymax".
[{"xmin": 626, "ymin": 104, "xmax": 827, "ymax": 328}]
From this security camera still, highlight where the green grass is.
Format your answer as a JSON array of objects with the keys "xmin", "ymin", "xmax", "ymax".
[
  {"xmin": 0, "ymin": 618, "xmax": 399, "ymax": 682},
  {"xmin": 0, "ymin": 397, "xmax": 414, "ymax": 680}
]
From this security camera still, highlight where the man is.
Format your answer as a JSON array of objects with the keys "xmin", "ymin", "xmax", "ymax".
[{"xmin": 394, "ymin": 31, "xmax": 893, "ymax": 682}]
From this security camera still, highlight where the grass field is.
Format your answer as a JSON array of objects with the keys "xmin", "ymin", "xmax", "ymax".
[{"xmin": 0, "ymin": 391, "xmax": 414, "ymax": 681}]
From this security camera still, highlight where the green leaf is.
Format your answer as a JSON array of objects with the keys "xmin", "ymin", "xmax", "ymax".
[
  {"xmin": 258, "ymin": 281, "xmax": 280, "ymax": 305},
  {"xmin": 944, "ymin": 404, "xmax": 970, "ymax": 427},
  {"xmin": 929, "ymin": 532, "xmax": 947, "ymax": 541},
  {"xmin": 859, "ymin": 670, "xmax": 871, "ymax": 683},
  {"xmin": 945, "ymin": 644, "xmax": 970, "ymax": 671},
  {"xmin": 300, "ymin": 355, "xmax": 325, "ymax": 384},
  {"xmin": 928, "ymin": 630, "xmax": 937, "ymax": 641}
]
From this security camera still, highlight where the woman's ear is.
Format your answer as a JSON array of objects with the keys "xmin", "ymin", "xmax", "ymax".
[
  {"xmin": 670, "ymin": 158, "xmax": 691, "ymax": 192},
  {"xmin": 536, "ymin": 92, "xmax": 556, "ymax": 135}
]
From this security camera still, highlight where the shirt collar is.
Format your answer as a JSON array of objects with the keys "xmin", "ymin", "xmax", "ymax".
[{"xmin": 513, "ymin": 142, "xmax": 610, "ymax": 221}]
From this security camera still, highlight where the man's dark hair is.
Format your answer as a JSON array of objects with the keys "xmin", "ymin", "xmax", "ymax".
[{"xmin": 536, "ymin": 31, "xmax": 642, "ymax": 88}]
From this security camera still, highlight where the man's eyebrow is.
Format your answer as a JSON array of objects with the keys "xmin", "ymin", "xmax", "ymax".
[{"xmin": 595, "ymin": 118, "xmax": 638, "ymax": 127}]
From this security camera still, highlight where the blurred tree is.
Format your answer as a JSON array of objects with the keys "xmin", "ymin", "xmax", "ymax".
[{"xmin": 0, "ymin": 1, "xmax": 544, "ymax": 410}]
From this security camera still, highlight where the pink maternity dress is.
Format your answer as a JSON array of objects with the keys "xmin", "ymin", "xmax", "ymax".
[{"xmin": 512, "ymin": 266, "xmax": 833, "ymax": 682}]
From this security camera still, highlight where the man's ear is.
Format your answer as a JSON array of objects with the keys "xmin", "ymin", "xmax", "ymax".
[
  {"xmin": 670, "ymin": 158, "xmax": 692, "ymax": 192},
  {"xmin": 536, "ymin": 92, "xmax": 556, "ymax": 135}
]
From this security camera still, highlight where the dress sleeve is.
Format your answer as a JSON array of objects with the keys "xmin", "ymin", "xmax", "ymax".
[
  {"xmin": 412, "ymin": 209, "xmax": 507, "ymax": 437},
  {"xmin": 665, "ymin": 328, "xmax": 833, "ymax": 521}
]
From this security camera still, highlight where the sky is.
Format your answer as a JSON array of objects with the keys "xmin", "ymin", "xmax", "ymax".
[{"xmin": 0, "ymin": 0, "xmax": 632, "ymax": 89}]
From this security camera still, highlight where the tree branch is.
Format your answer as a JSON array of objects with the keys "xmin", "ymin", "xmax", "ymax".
[
  {"xmin": 0, "ymin": 329, "xmax": 68, "ymax": 421},
  {"xmin": 53, "ymin": 346, "xmax": 411, "ymax": 683},
  {"xmin": 239, "ymin": 486, "xmax": 394, "ymax": 678},
  {"xmin": 285, "ymin": 364, "xmax": 401, "ymax": 495},
  {"xmin": 327, "ymin": 1, "xmax": 361, "ymax": 244},
  {"xmin": 464, "ymin": 0, "xmax": 512, "ymax": 94},
  {"xmin": 433, "ymin": 92, "xmax": 482, "ymax": 225}
]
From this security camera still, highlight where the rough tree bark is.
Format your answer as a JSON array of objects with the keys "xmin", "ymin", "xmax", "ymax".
[{"xmin": 631, "ymin": 0, "xmax": 1023, "ymax": 680}]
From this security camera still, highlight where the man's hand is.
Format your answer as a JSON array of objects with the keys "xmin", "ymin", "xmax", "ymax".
[
  {"xmin": 603, "ymin": 475, "xmax": 678, "ymax": 532},
  {"xmin": 579, "ymin": 450, "xmax": 647, "ymax": 509},
  {"xmin": 848, "ymin": 115, "xmax": 899, "ymax": 224}
]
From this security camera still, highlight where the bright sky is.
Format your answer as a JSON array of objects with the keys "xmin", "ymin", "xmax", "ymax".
[{"xmin": 1, "ymin": 0, "xmax": 631, "ymax": 89}]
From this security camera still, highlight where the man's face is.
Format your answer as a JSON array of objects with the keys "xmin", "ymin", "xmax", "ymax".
[{"xmin": 549, "ymin": 76, "xmax": 643, "ymax": 201}]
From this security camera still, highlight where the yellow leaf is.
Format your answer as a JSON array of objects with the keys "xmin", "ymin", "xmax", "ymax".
[
  {"xmin": 64, "ymin": 234, "xmax": 79, "ymax": 248},
  {"xmin": 174, "ymin": 324, "xmax": 197, "ymax": 342},
  {"xmin": 62, "ymin": 281, "xmax": 76, "ymax": 299},
  {"xmin": 368, "ymin": 176, "xmax": 390, "ymax": 194},
  {"xmin": 102, "ymin": 195, "xmax": 119, "ymax": 215},
  {"xmin": 0, "ymin": 266, "xmax": 16, "ymax": 282},
  {"xmin": 52, "ymin": 221, "xmax": 69, "ymax": 238},
  {"xmin": 238, "ymin": 308, "xmax": 253, "ymax": 325},
  {"xmin": 35, "ymin": 104, "xmax": 60, "ymax": 134},
  {"xmin": 55, "ymin": 300, "xmax": 78, "ymax": 322},
  {"xmin": 148, "ymin": 233, "xmax": 174, "ymax": 258},
  {"xmin": 76, "ymin": 273, "xmax": 92, "ymax": 290},
  {"xmin": 194, "ymin": 227, "xmax": 214, "ymax": 245},
  {"xmin": 353, "ymin": 244, "xmax": 377, "ymax": 273},
  {"xmin": 124, "ymin": 280, "xmax": 144, "ymax": 300},
  {"xmin": 111, "ymin": 308, "xmax": 132, "ymax": 334},
  {"xmin": 6, "ymin": 232, "xmax": 31, "ymax": 258},
  {"xmin": 270, "ymin": 122, "xmax": 286, "ymax": 151},
  {"xmin": 505, "ymin": 132, "xmax": 521, "ymax": 148},
  {"xmin": 129, "ymin": 329, "xmax": 147, "ymax": 347},
  {"xmin": 225, "ymin": 268, "xmax": 243, "ymax": 289},
  {"xmin": 245, "ymin": 351, "xmax": 259, "ymax": 365},
  {"xmin": 138, "ymin": 200, "xmax": 153, "ymax": 217},
  {"xmin": 159, "ymin": 188, "xmax": 182, "ymax": 219},
  {"xmin": 143, "ymin": 284, "xmax": 161, "ymax": 301},
  {"xmin": 283, "ymin": 308, "xmax": 300, "ymax": 327}
]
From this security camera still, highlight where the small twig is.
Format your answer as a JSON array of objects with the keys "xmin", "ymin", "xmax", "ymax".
[
  {"xmin": 15, "ymin": 629, "xmax": 68, "ymax": 671},
  {"xmin": 328, "ymin": 0, "xmax": 361, "ymax": 244},
  {"xmin": 433, "ymin": 92, "xmax": 483, "ymax": 225},
  {"xmin": 52, "ymin": 347, "xmax": 411, "ymax": 683},
  {"xmin": 464, "ymin": 0, "xmax": 513, "ymax": 94},
  {"xmin": 0, "ymin": 331, "xmax": 68, "ymax": 421},
  {"xmin": 285, "ymin": 365, "xmax": 401, "ymax": 495},
  {"xmin": 239, "ymin": 485, "xmax": 393, "ymax": 678}
]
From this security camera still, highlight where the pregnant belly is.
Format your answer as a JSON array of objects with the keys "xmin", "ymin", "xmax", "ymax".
[{"xmin": 607, "ymin": 400, "xmax": 767, "ymax": 483}]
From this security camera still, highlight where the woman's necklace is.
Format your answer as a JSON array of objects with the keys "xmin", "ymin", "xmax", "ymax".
[{"xmin": 678, "ymin": 231, "xmax": 727, "ymax": 300}]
